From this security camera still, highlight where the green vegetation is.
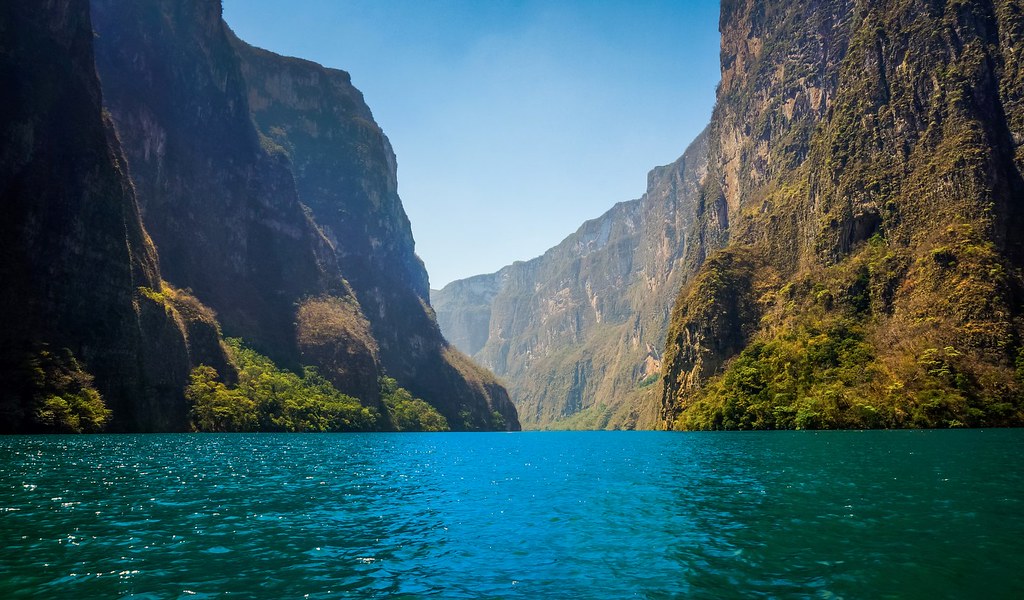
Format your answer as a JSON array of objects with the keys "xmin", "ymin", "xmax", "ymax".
[
  {"xmin": 638, "ymin": 373, "xmax": 661, "ymax": 388},
  {"xmin": 677, "ymin": 318, "xmax": 1023, "ymax": 431},
  {"xmin": 678, "ymin": 320, "xmax": 874, "ymax": 430},
  {"xmin": 186, "ymin": 339, "xmax": 457, "ymax": 433},
  {"xmin": 138, "ymin": 283, "xmax": 223, "ymax": 332},
  {"xmin": 186, "ymin": 339, "xmax": 378, "ymax": 432},
  {"xmin": 670, "ymin": 235, "xmax": 1024, "ymax": 430},
  {"xmin": 440, "ymin": 345, "xmax": 515, "ymax": 430},
  {"xmin": 490, "ymin": 410, "xmax": 507, "ymax": 430},
  {"xmin": 380, "ymin": 377, "xmax": 449, "ymax": 432},
  {"xmin": 552, "ymin": 402, "xmax": 616, "ymax": 431},
  {"xmin": 15, "ymin": 349, "xmax": 111, "ymax": 433}
]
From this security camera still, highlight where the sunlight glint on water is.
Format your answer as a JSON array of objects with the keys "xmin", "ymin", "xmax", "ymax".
[{"xmin": 1, "ymin": 431, "xmax": 1022, "ymax": 598}]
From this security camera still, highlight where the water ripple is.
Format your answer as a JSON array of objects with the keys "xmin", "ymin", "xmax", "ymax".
[{"xmin": 1, "ymin": 431, "xmax": 1023, "ymax": 598}]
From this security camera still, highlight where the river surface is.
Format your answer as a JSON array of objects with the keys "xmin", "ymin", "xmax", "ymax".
[{"xmin": 1, "ymin": 430, "xmax": 1022, "ymax": 598}]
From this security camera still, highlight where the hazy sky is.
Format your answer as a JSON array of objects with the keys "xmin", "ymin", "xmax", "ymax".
[{"xmin": 223, "ymin": 0, "xmax": 721, "ymax": 288}]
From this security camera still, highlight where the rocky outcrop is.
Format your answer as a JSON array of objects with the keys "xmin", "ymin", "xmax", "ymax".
[
  {"xmin": 662, "ymin": 0, "xmax": 1024, "ymax": 429},
  {"xmin": 434, "ymin": 131, "xmax": 709, "ymax": 429},
  {"xmin": 0, "ymin": 0, "xmax": 229, "ymax": 432},
  {"xmin": 660, "ymin": 249, "xmax": 761, "ymax": 422}
]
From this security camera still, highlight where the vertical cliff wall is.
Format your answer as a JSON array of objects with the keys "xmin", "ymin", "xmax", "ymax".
[
  {"xmin": 89, "ymin": 0, "xmax": 518, "ymax": 430},
  {"xmin": 91, "ymin": 0, "xmax": 343, "ymax": 363},
  {"xmin": 438, "ymin": 0, "xmax": 1024, "ymax": 430},
  {"xmin": 662, "ymin": 0, "xmax": 1024, "ymax": 429},
  {"xmin": 0, "ymin": 0, "xmax": 227, "ymax": 432},
  {"xmin": 229, "ymin": 34, "xmax": 518, "ymax": 431}
]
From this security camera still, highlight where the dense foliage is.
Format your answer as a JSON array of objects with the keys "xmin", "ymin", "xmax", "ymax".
[
  {"xmin": 380, "ymin": 377, "xmax": 450, "ymax": 432},
  {"xmin": 1, "ymin": 349, "xmax": 112, "ymax": 433},
  {"xmin": 672, "ymin": 236, "xmax": 1024, "ymax": 430},
  {"xmin": 186, "ymin": 339, "xmax": 378, "ymax": 432},
  {"xmin": 675, "ymin": 320, "xmax": 1022, "ymax": 430},
  {"xmin": 186, "ymin": 339, "xmax": 459, "ymax": 432}
]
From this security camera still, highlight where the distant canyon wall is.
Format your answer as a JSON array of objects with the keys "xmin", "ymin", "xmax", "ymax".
[{"xmin": 434, "ymin": 131, "xmax": 709, "ymax": 429}]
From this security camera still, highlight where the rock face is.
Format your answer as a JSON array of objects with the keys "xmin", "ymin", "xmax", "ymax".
[
  {"xmin": 0, "ymin": 0, "xmax": 228, "ymax": 432},
  {"xmin": 91, "ymin": 0, "xmax": 342, "ymax": 367},
  {"xmin": 228, "ymin": 33, "xmax": 518, "ymax": 431},
  {"xmin": 439, "ymin": 0, "xmax": 1024, "ymax": 430},
  {"xmin": 662, "ymin": 0, "xmax": 1024, "ymax": 429},
  {"xmin": 90, "ymin": 0, "xmax": 518, "ymax": 430},
  {"xmin": 434, "ymin": 131, "xmax": 709, "ymax": 429}
]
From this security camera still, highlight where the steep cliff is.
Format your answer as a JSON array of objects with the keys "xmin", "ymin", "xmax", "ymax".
[
  {"xmin": 90, "ymin": 0, "xmax": 517, "ymax": 430},
  {"xmin": 662, "ymin": 0, "xmax": 1024, "ymax": 429},
  {"xmin": 434, "ymin": 131, "xmax": 709, "ymax": 429},
  {"xmin": 0, "ymin": 0, "xmax": 229, "ymax": 432},
  {"xmin": 228, "ymin": 33, "xmax": 518, "ymax": 431},
  {"xmin": 91, "ymin": 0, "xmax": 386, "ymax": 413},
  {"xmin": 91, "ymin": 0, "xmax": 342, "ymax": 364}
]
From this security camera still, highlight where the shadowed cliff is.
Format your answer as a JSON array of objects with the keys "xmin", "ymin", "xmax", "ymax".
[{"xmin": 0, "ymin": 0, "xmax": 229, "ymax": 432}]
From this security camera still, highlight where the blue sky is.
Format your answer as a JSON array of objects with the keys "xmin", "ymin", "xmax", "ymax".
[{"xmin": 223, "ymin": 0, "xmax": 721, "ymax": 288}]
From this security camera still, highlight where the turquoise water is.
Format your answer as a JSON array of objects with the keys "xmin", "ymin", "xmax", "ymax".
[{"xmin": 1, "ymin": 431, "xmax": 1022, "ymax": 598}]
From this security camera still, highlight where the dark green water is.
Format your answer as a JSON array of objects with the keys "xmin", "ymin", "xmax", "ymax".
[{"xmin": 1, "ymin": 431, "xmax": 1022, "ymax": 598}]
